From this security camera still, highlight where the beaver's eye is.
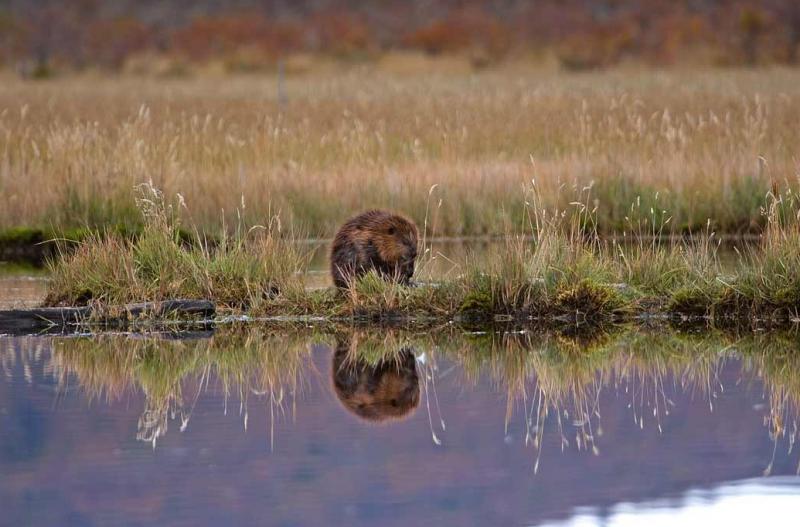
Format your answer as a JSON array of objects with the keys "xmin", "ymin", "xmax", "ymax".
[{"xmin": 387, "ymin": 227, "xmax": 396, "ymax": 235}]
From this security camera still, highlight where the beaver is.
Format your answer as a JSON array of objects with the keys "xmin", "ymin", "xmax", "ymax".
[
  {"xmin": 330, "ymin": 210, "xmax": 418, "ymax": 289},
  {"xmin": 331, "ymin": 336, "xmax": 420, "ymax": 422}
]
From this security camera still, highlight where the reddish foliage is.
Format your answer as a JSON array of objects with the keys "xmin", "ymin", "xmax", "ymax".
[
  {"xmin": 3, "ymin": 1, "xmax": 800, "ymax": 70},
  {"xmin": 85, "ymin": 17, "xmax": 151, "ymax": 69},
  {"xmin": 310, "ymin": 12, "xmax": 374, "ymax": 55},
  {"xmin": 403, "ymin": 7, "xmax": 510, "ymax": 58}
]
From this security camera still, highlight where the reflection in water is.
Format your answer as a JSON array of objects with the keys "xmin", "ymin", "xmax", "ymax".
[
  {"xmin": 332, "ymin": 334, "xmax": 420, "ymax": 422},
  {"xmin": 3, "ymin": 327, "xmax": 800, "ymax": 526},
  {"xmin": 539, "ymin": 477, "xmax": 800, "ymax": 526},
  {"xmin": 46, "ymin": 331, "xmax": 311, "ymax": 447},
  {"xmin": 2, "ymin": 327, "xmax": 798, "ymax": 471},
  {"xmin": 485, "ymin": 330, "xmax": 726, "ymax": 472},
  {"xmin": 465, "ymin": 329, "xmax": 800, "ymax": 474}
]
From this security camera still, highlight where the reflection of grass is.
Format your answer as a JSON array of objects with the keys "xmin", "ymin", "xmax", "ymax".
[
  {"xmin": 51, "ymin": 330, "xmax": 314, "ymax": 445},
  {"xmin": 284, "ymin": 325, "xmax": 800, "ymax": 469},
  {"xmin": 737, "ymin": 333, "xmax": 800, "ymax": 456},
  {"xmin": 333, "ymin": 329, "xmax": 421, "ymax": 366},
  {"xmin": 24, "ymin": 323, "xmax": 800, "ymax": 464},
  {"xmin": 454, "ymin": 328, "xmax": 800, "ymax": 471}
]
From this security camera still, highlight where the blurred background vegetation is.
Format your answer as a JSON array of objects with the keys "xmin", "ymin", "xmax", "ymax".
[{"xmin": 1, "ymin": 0, "xmax": 800, "ymax": 78}]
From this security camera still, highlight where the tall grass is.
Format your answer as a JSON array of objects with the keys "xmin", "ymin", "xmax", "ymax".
[
  {"xmin": 726, "ymin": 190, "xmax": 800, "ymax": 315},
  {"xmin": 1, "ymin": 68, "xmax": 799, "ymax": 236},
  {"xmin": 45, "ymin": 184, "xmax": 308, "ymax": 308},
  {"xmin": 371, "ymin": 179, "xmax": 800, "ymax": 324},
  {"xmin": 41, "ymin": 177, "xmax": 800, "ymax": 326}
]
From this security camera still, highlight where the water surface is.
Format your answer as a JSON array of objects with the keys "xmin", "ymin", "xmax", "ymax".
[
  {"xmin": 0, "ymin": 264, "xmax": 48, "ymax": 309},
  {"xmin": 1, "ymin": 327, "xmax": 799, "ymax": 526}
]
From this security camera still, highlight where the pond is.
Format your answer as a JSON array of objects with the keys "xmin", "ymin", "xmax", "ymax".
[
  {"xmin": 0, "ymin": 264, "xmax": 49, "ymax": 309},
  {"xmin": 2, "ymin": 326, "xmax": 799, "ymax": 526}
]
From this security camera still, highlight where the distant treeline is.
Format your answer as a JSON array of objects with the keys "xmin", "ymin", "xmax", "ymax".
[{"xmin": 1, "ymin": 0, "xmax": 799, "ymax": 74}]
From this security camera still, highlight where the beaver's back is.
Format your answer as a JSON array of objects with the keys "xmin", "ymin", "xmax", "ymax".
[{"xmin": 330, "ymin": 210, "xmax": 418, "ymax": 289}]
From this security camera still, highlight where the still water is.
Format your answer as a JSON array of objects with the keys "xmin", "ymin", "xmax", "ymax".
[
  {"xmin": 1, "ymin": 327, "xmax": 799, "ymax": 526},
  {"xmin": 0, "ymin": 264, "xmax": 48, "ymax": 309}
]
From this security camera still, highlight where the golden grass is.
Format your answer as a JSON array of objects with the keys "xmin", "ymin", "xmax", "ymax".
[
  {"xmin": 1, "ymin": 67, "xmax": 799, "ymax": 236},
  {"xmin": 44, "ymin": 184, "xmax": 308, "ymax": 309},
  {"xmin": 39, "ymin": 179, "xmax": 800, "ymax": 327}
]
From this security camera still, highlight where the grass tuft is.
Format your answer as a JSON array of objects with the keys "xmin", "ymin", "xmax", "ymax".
[
  {"xmin": 669, "ymin": 286, "xmax": 714, "ymax": 317},
  {"xmin": 555, "ymin": 279, "xmax": 625, "ymax": 321},
  {"xmin": 45, "ymin": 184, "xmax": 307, "ymax": 310},
  {"xmin": 40, "ymin": 182, "xmax": 800, "ymax": 329}
]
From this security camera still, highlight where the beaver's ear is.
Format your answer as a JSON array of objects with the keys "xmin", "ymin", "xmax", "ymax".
[{"xmin": 387, "ymin": 226, "xmax": 396, "ymax": 235}]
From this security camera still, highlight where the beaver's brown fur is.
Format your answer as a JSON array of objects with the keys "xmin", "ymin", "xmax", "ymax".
[
  {"xmin": 330, "ymin": 210, "xmax": 418, "ymax": 289},
  {"xmin": 331, "ymin": 337, "xmax": 420, "ymax": 422}
]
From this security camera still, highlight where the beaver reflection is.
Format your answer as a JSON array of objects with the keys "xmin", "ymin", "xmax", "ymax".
[{"xmin": 331, "ymin": 339, "xmax": 420, "ymax": 423}]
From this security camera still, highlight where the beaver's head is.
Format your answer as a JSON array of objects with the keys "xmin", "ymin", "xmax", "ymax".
[
  {"xmin": 374, "ymin": 215, "xmax": 418, "ymax": 284},
  {"xmin": 332, "ymin": 345, "xmax": 420, "ymax": 423}
]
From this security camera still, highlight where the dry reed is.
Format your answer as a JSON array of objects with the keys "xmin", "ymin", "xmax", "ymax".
[{"xmin": 1, "ymin": 67, "xmax": 798, "ymax": 236}]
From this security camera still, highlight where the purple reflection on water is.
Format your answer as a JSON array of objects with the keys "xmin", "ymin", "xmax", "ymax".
[{"xmin": 0, "ymin": 334, "xmax": 798, "ymax": 527}]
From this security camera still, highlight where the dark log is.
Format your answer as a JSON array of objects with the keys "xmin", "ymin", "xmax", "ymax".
[
  {"xmin": 0, "ymin": 306, "xmax": 90, "ymax": 333},
  {"xmin": 0, "ymin": 299, "xmax": 216, "ymax": 335},
  {"xmin": 116, "ymin": 299, "xmax": 216, "ymax": 319}
]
